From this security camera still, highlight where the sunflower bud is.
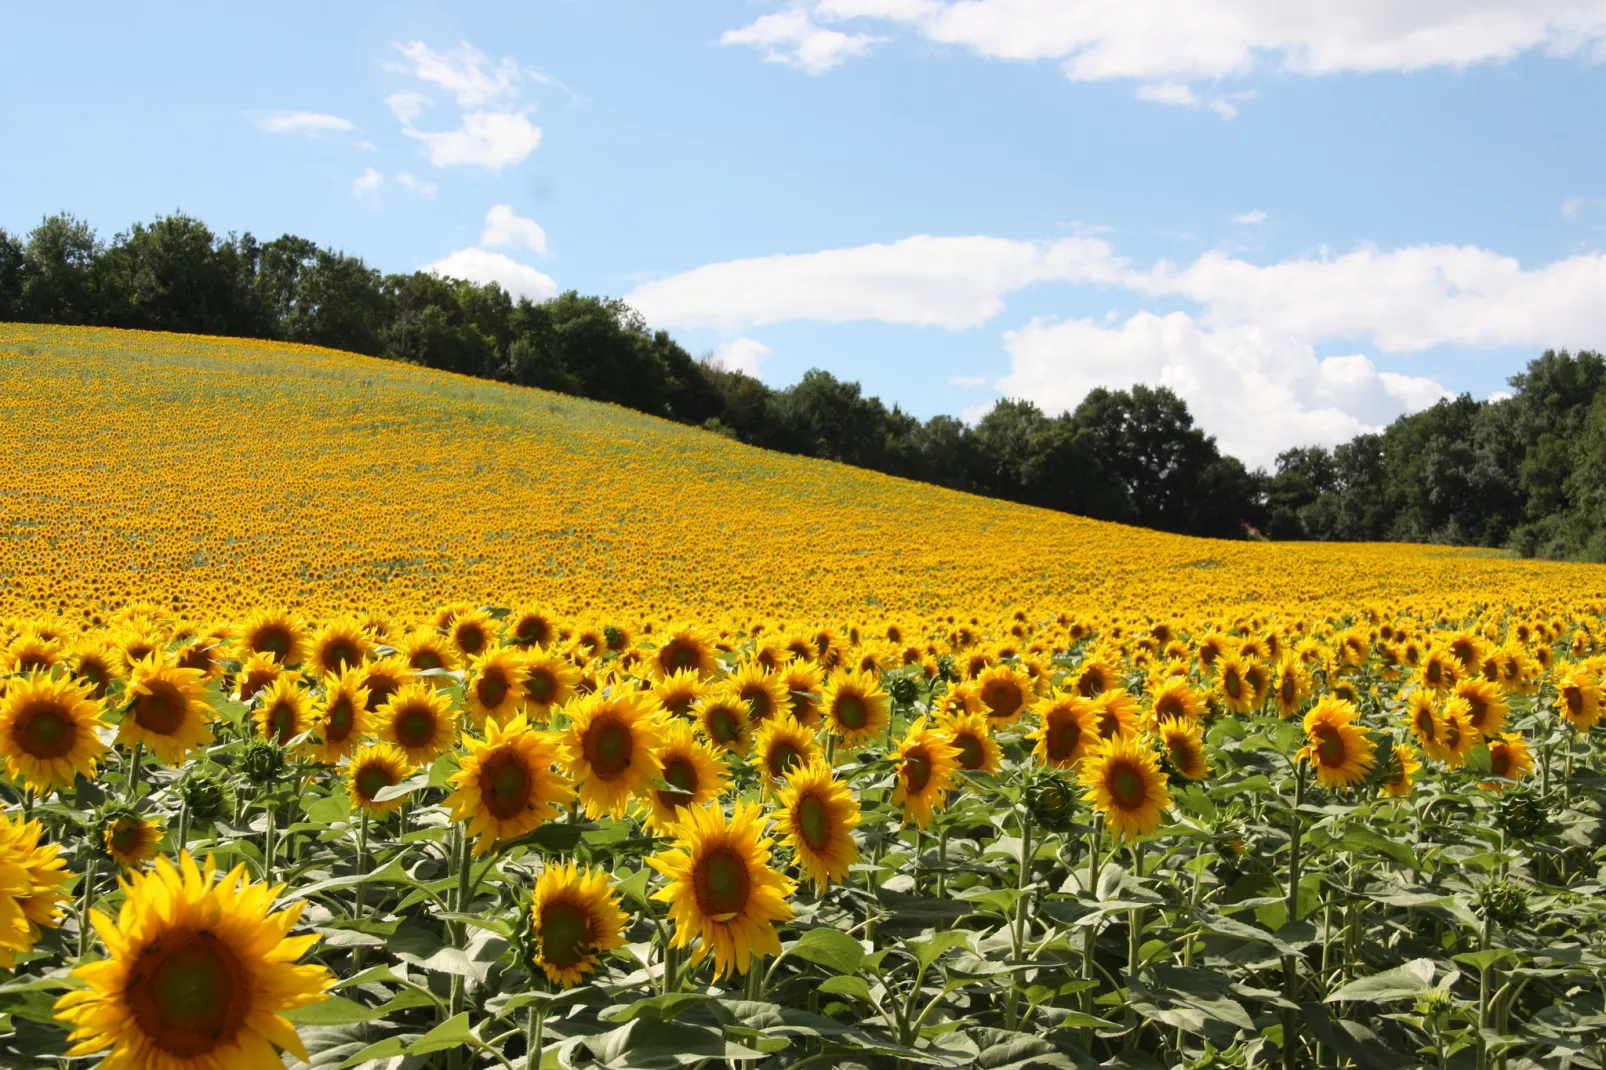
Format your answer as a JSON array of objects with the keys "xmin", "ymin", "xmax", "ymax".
[
  {"xmin": 886, "ymin": 673, "xmax": 920, "ymax": 708},
  {"xmin": 179, "ymin": 770, "xmax": 229, "ymax": 824},
  {"xmin": 1494, "ymin": 786, "xmax": 1554, "ymax": 839},
  {"xmin": 240, "ymin": 737, "xmax": 284, "ymax": 785},
  {"xmin": 1474, "ymin": 879, "xmax": 1531, "ymax": 928},
  {"xmin": 1026, "ymin": 771, "xmax": 1078, "ymax": 832}
]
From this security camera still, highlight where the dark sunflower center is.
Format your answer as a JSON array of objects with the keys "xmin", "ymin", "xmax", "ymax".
[
  {"xmin": 1313, "ymin": 724, "xmax": 1346, "ymax": 766},
  {"xmin": 1096, "ymin": 712, "xmax": 1121, "ymax": 739},
  {"xmin": 903, "ymin": 748, "xmax": 932, "ymax": 793},
  {"xmin": 412, "ymin": 650, "xmax": 443, "ymax": 671},
  {"xmin": 322, "ymin": 639, "xmax": 358, "ymax": 672},
  {"xmin": 982, "ymin": 681, "xmax": 1023, "ymax": 717},
  {"xmin": 1106, "ymin": 763, "xmax": 1146, "ymax": 810},
  {"xmin": 1426, "ymin": 663, "xmax": 1441, "ymax": 684},
  {"xmin": 742, "ymin": 687, "xmax": 772, "ymax": 721},
  {"xmin": 456, "ymin": 625, "xmax": 488, "ymax": 656},
  {"xmin": 254, "ymin": 625, "xmax": 292, "ymax": 660},
  {"xmin": 239, "ymin": 670, "xmax": 276, "ymax": 702},
  {"xmin": 1224, "ymin": 673, "xmax": 1242, "ymax": 698},
  {"xmin": 791, "ymin": 693, "xmax": 819, "ymax": 725},
  {"xmin": 127, "ymin": 931, "xmax": 247, "ymax": 1058},
  {"xmin": 110, "ymin": 820, "xmax": 140, "ymax": 853},
  {"xmin": 834, "ymin": 694, "xmax": 868, "ymax": 730},
  {"xmin": 1048, "ymin": 718, "xmax": 1081, "ymax": 761},
  {"xmin": 80, "ymin": 661, "xmax": 111, "ymax": 697},
  {"xmin": 326, "ymin": 697, "xmax": 355, "ymax": 742},
  {"xmin": 587, "ymin": 718, "xmax": 633, "ymax": 778},
  {"xmin": 356, "ymin": 764, "xmax": 396, "ymax": 801},
  {"xmin": 365, "ymin": 677, "xmax": 399, "ymax": 712},
  {"xmin": 395, "ymin": 707, "xmax": 436, "ymax": 747},
  {"xmin": 954, "ymin": 733, "xmax": 984, "ymax": 770},
  {"xmin": 659, "ymin": 757, "xmax": 697, "ymax": 809},
  {"xmin": 266, "ymin": 702, "xmax": 297, "ymax": 744},
  {"xmin": 1077, "ymin": 672, "xmax": 1105, "ymax": 698},
  {"xmin": 481, "ymin": 750, "xmax": 532, "ymax": 819},
  {"xmin": 527, "ymin": 670, "xmax": 555, "ymax": 703},
  {"xmin": 476, "ymin": 671, "xmax": 511, "ymax": 710},
  {"xmin": 663, "ymin": 693, "xmax": 693, "ymax": 717},
  {"xmin": 696, "ymin": 848, "xmax": 751, "ymax": 918},
  {"xmin": 132, "ymin": 682, "xmax": 185, "ymax": 736},
  {"xmin": 1465, "ymin": 697, "xmax": 1488, "ymax": 727},
  {"xmin": 126, "ymin": 641, "xmax": 156, "ymax": 663},
  {"xmin": 708, "ymin": 707, "xmax": 744, "ymax": 745},
  {"xmin": 15, "ymin": 702, "xmax": 75, "ymax": 758},
  {"xmin": 1281, "ymin": 677, "xmax": 1296, "ymax": 703},
  {"xmin": 515, "ymin": 618, "xmax": 550, "ymax": 647},
  {"xmin": 796, "ymin": 792, "xmax": 832, "ymax": 850},
  {"xmin": 1564, "ymin": 686, "xmax": 1583, "ymax": 715},
  {"xmin": 663, "ymin": 641, "xmax": 698, "ymax": 672},
  {"xmin": 540, "ymin": 901, "xmax": 592, "ymax": 968},
  {"xmin": 1488, "ymin": 748, "xmax": 1511, "ymax": 778},
  {"xmin": 767, "ymin": 742, "xmax": 802, "ymax": 779},
  {"xmin": 1167, "ymin": 739, "xmax": 1192, "ymax": 770},
  {"xmin": 1415, "ymin": 709, "xmax": 1435, "ymax": 740}
]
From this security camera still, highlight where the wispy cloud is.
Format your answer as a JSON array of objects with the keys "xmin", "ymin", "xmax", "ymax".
[
  {"xmin": 352, "ymin": 167, "xmax": 384, "ymax": 198},
  {"xmin": 258, "ymin": 111, "xmax": 356, "ymax": 136}
]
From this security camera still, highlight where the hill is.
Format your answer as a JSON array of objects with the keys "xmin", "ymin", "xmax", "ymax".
[{"xmin": 0, "ymin": 323, "xmax": 1600, "ymax": 623}]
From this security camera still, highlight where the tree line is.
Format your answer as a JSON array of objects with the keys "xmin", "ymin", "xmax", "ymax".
[{"xmin": 1, "ymin": 212, "xmax": 1601, "ymax": 557}]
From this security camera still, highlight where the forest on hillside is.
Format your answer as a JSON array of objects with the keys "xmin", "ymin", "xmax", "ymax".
[{"xmin": 4, "ymin": 211, "xmax": 1605, "ymax": 559}]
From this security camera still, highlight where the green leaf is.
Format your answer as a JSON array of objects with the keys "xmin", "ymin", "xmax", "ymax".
[
  {"xmin": 817, "ymin": 974, "xmax": 873, "ymax": 1002},
  {"xmin": 372, "ymin": 773, "xmax": 430, "ymax": 803},
  {"xmin": 305, "ymin": 792, "xmax": 351, "ymax": 825},
  {"xmin": 282, "ymin": 995, "xmax": 386, "ymax": 1025},
  {"xmin": 906, "ymin": 929, "xmax": 972, "ymax": 972},
  {"xmin": 787, "ymin": 928, "xmax": 865, "ymax": 974},
  {"xmin": 603, "ymin": 992, "xmax": 717, "ymax": 1022},
  {"xmin": 410, "ymin": 1012, "xmax": 475, "ymax": 1054},
  {"xmin": 334, "ymin": 1036, "xmax": 410, "ymax": 1069},
  {"xmin": 1455, "ymin": 949, "xmax": 1522, "ymax": 972},
  {"xmin": 1325, "ymin": 962, "xmax": 1435, "ymax": 1003}
]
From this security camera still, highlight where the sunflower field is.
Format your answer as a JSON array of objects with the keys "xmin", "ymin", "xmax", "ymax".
[{"xmin": 2, "ymin": 326, "xmax": 1606, "ymax": 1070}]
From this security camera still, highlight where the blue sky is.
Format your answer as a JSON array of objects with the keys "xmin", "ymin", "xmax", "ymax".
[{"xmin": 3, "ymin": 1, "xmax": 1605, "ymax": 465}]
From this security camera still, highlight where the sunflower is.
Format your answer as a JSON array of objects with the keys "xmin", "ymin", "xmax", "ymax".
[
  {"xmin": 821, "ymin": 670, "xmax": 891, "ymax": 747},
  {"xmin": 753, "ymin": 716, "xmax": 821, "ymax": 784},
  {"xmin": 446, "ymin": 608, "xmax": 497, "ymax": 660},
  {"xmin": 1416, "ymin": 648, "xmax": 1458, "ymax": 693},
  {"xmin": 521, "ymin": 647, "xmax": 580, "ymax": 721},
  {"xmin": 695, "ymin": 690, "xmax": 754, "ymax": 754},
  {"xmin": 306, "ymin": 669, "xmax": 371, "ymax": 764},
  {"xmin": 1080, "ymin": 735, "xmax": 1171, "ymax": 840},
  {"xmin": 305, "ymin": 620, "xmax": 371, "ymax": 677},
  {"xmin": 119, "ymin": 656, "xmax": 214, "ymax": 766},
  {"xmin": 69, "ymin": 638, "xmax": 123, "ymax": 700},
  {"xmin": 398, "ymin": 629, "xmax": 461, "ymax": 678},
  {"xmin": 529, "ymin": 862, "xmax": 628, "ymax": 988},
  {"xmin": 357, "ymin": 655, "xmax": 412, "ymax": 714},
  {"xmin": 0, "ymin": 672, "xmax": 109, "ymax": 793},
  {"xmin": 1213, "ymin": 654, "xmax": 1257, "ymax": 715},
  {"xmin": 728, "ymin": 662, "xmax": 791, "ymax": 725},
  {"xmin": 1437, "ymin": 696, "xmax": 1477, "ymax": 769},
  {"xmin": 346, "ymin": 743, "xmax": 415, "ymax": 816},
  {"xmin": 448, "ymin": 716, "xmax": 573, "ymax": 854},
  {"xmin": 507, "ymin": 606, "xmax": 559, "ymax": 650},
  {"xmin": 1267, "ymin": 655, "xmax": 1311, "ymax": 719},
  {"xmin": 376, "ymin": 683, "xmax": 458, "ymax": 765},
  {"xmin": 1405, "ymin": 690, "xmax": 1445, "ymax": 760},
  {"xmin": 1029, "ymin": 694, "xmax": 1096, "ymax": 769},
  {"xmin": 238, "ymin": 609, "xmax": 307, "ymax": 666},
  {"xmin": 975, "ymin": 664, "xmax": 1032, "ymax": 725},
  {"xmin": 1149, "ymin": 677, "xmax": 1207, "ymax": 725},
  {"xmin": 1484, "ymin": 732, "xmax": 1535, "ymax": 786},
  {"xmin": 651, "ymin": 627, "xmax": 718, "ymax": 680},
  {"xmin": 0, "ymin": 811, "xmax": 71, "ymax": 967},
  {"xmin": 563, "ymin": 690, "xmax": 664, "ymax": 819},
  {"xmin": 1379, "ymin": 744, "xmax": 1421, "ymax": 798},
  {"xmin": 172, "ymin": 636, "xmax": 226, "ymax": 681},
  {"xmin": 775, "ymin": 760, "xmax": 860, "ymax": 891},
  {"xmin": 1155, "ymin": 716, "xmax": 1210, "ymax": 780},
  {"xmin": 891, "ymin": 717, "xmax": 961, "ymax": 830},
  {"xmin": 1197, "ymin": 633, "xmax": 1228, "ymax": 673},
  {"xmin": 252, "ymin": 675, "xmax": 313, "ymax": 747},
  {"xmin": 647, "ymin": 801, "xmax": 797, "ymax": 979},
  {"xmin": 781, "ymin": 661, "xmax": 825, "ymax": 727},
  {"xmin": 231, "ymin": 651, "xmax": 285, "ymax": 706},
  {"xmin": 462, "ymin": 649, "xmax": 530, "ymax": 727},
  {"xmin": 643, "ymin": 721, "xmax": 729, "ymax": 832},
  {"xmin": 1554, "ymin": 668, "xmax": 1602, "ymax": 731},
  {"xmin": 652, "ymin": 667, "xmax": 705, "ymax": 719},
  {"xmin": 103, "ymin": 814, "xmax": 162, "ymax": 869},
  {"xmin": 113, "ymin": 624, "xmax": 165, "ymax": 674},
  {"xmin": 1088, "ymin": 688, "xmax": 1140, "ymax": 741},
  {"xmin": 939, "ymin": 711, "xmax": 1002, "ymax": 774},
  {"xmin": 1073, "ymin": 657, "xmax": 1119, "ymax": 698},
  {"xmin": 1, "ymin": 630, "xmax": 60, "ymax": 675},
  {"xmin": 54, "ymin": 852, "xmax": 332, "ymax": 1067},
  {"xmin": 935, "ymin": 682, "xmax": 981, "ymax": 720},
  {"xmin": 1296, "ymin": 698, "xmax": 1375, "ymax": 789},
  {"xmin": 1445, "ymin": 631, "xmax": 1486, "ymax": 672}
]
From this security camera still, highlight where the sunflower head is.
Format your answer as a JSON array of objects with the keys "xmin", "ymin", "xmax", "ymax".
[
  {"xmin": 306, "ymin": 669, "xmax": 372, "ymax": 764},
  {"xmin": 306, "ymin": 620, "xmax": 371, "ymax": 677},
  {"xmin": 522, "ymin": 648, "xmax": 580, "ymax": 719},
  {"xmin": 448, "ymin": 716, "xmax": 573, "ymax": 853},
  {"xmin": 252, "ymin": 674, "xmax": 313, "ymax": 747},
  {"xmin": 376, "ymin": 682, "xmax": 458, "ymax": 764},
  {"xmin": 232, "ymin": 650, "xmax": 285, "ymax": 705},
  {"xmin": 119, "ymin": 655, "xmax": 214, "ymax": 766},
  {"xmin": 729, "ymin": 662, "xmax": 791, "ymax": 724},
  {"xmin": 239, "ymin": 609, "xmax": 307, "ymax": 667},
  {"xmin": 1379, "ymin": 744, "xmax": 1422, "ymax": 798},
  {"xmin": 940, "ymin": 711, "xmax": 1002, "ymax": 774},
  {"xmin": 358, "ymin": 655, "xmax": 413, "ymax": 714},
  {"xmin": 1484, "ymin": 731, "xmax": 1535, "ymax": 787},
  {"xmin": 1297, "ymin": 697, "xmax": 1376, "ymax": 789},
  {"xmin": 398, "ymin": 630, "xmax": 461, "ymax": 678},
  {"xmin": 0, "ymin": 671, "xmax": 109, "ymax": 794},
  {"xmin": 529, "ymin": 862, "xmax": 628, "ymax": 988},
  {"xmin": 652, "ymin": 667, "xmax": 706, "ymax": 719},
  {"xmin": 562, "ymin": 690, "xmax": 664, "ymax": 819},
  {"xmin": 975, "ymin": 664, "xmax": 1032, "ymax": 725},
  {"xmin": 753, "ymin": 717, "xmax": 820, "ymax": 784},
  {"xmin": 781, "ymin": 662, "xmax": 825, "ymax": 727},
  {"xmin": 1088, "ymin": 688, "xmax": 1140, "ymax": 742},
  {"xmin": 1149, "ymin": 677, "xmax": 1206, "ymax": 725},
  {"xmin": 1079, "ymin": 735, "xmax": 1171, "ymax": 841},
  {"xmin": 464, "ymin": 649, "xmax": 530, "ymax": 727},
  {"xmin": 1453, "ymin": 678, "xmax": 1509, "ymax": 738},
  {"xmin": 652, "ymin": 627, "xmax": 717, "ymax": 680},
  {"xmin": 0, "ymin": 811, "xmax": 72, "ymax": 967},
  {"xmin": 821, "ymin": 670, "xmax": 891, "ymax": 747},
  {"xmin": 99, "ymin": 810, "xmax": 162, "ymax": 869},
  {"xmin": 644, "ymin": 721, "xmax": 729, "ymax": 832},
  {"xmin": 346, "ymin": 742, "xmax": 416, "ymax": 816},
  {"xmin": 508, "ymin": 607, "xmax": 558, "ymax": 650},
  {"xmin": 892, "ymin": 717, "xmax": 962, "ymax": 829},
  {"xmin": 775, "ymin": 760, "xmax": 860, "ymax": 891},
  {"xmin": 1029, "ymin": 694, "xmax": 1095, "ymax": 769},
  {"xmin": 1155, "ymin": 715, "xmax": 1210, "ymax": 781}
]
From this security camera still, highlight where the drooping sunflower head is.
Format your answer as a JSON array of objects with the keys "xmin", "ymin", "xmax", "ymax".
[
  {"xmin": 463, "ymin": 649, "xmax": 529, "ymax": 727},
  {"xmin": 346, "ymin": 742, "xmax": 415, "ymax": 816},
  {"xmin": 776, "ymin": 760, "xmax": 860, "ymax": 891},
  {"xmin": 563, "ymin": 690, "xmax": 664, "ymax": 819},
  {"xmin": 652, "ymin": 627, "xmax": 717, "ymax": 681},
  {"xmin": 238, "ymin": 609, "xmax": 307, "ymax": 667},
  {"xmin": 753, "ymin": 716, "xmax": 820, "ymax": 785},
  {"xmin": 0, "ymin": 671, "xmax": 109, "ymax": 794},
  {"xmin": 101, "ymin": 813, "xmax": 162, "ymax": 869},
  {"xmin": 1155, "ymin": 716, "xmax": 1210, "ymax": 781},
  {"xmin": 1029, "ymin": 694, "xmax": 1095, "ymax": 769},
  {"xmin": 781, "ymin": 661, "xmax": 825, "ymax": 727},
  {"xmin": 376, "ymin": 682, "xmax": 458, "ymax": 764},
  {"xmin": 1380, "ymin": 744, "xmax": 1422, "ymax": 798},
  {"xmin": 892, "ymin": 716, "xmax": 962, "ymax": 830},
  {"xmin": 252, "ymin": 674, "xmax": 313, "ymax": 747},
  {"xmin": 54, "ymin": 852, "xmax": 333, "ymax": 1066},
  {"xmin": 307, "ymin": 669, "xmax": 371, "ymax": 764},
  {"xmin": 1079, "ymin": 734, "xmax": 1172, "ymax": 841},
  {"xmin": 306, "ymin": 619, "xmax": 372, "ymax": 677},
  {"xmin": 448, "ymin": 715, "xmax": 573, "ymax": 853},
  {"xmin": 820, "ymin": 670, "xmax": 891, "ymax": 746},
  {"xmin": 728, "ymin": 662, "xmax": 791, "ymax": 725},
  {"xmin": 1297, "ymin": 697, "xmax": 1376, "ymax": 789},
  {"xmin": 118, "ymin": 655, "xmax": 214, "ymax": 766},
  {"xmin": 647, "ymin": 801, "xmax": 797, "ymax": 979},
  {"xmin": 643, "ymin": 720, "xmax": 729, "ymax": 832},
  {"xmin": 940, "ymin": 711, "xmax": 1002, "ymax": 774},
  {"xmin": 507, "ymin": 606, "xmax": 558, "ymax": 651},
  {"xmin": 529, "ymin": 861, "xmax": 628, "ymax": 988}
]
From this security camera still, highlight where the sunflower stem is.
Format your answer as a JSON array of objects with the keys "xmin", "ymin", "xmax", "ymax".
[
  {"xmin": 125, "ymin": 743, "xmax": 143, "ymax": 804},
  {"xmin": 77, "ymin": 856, "xmax": 97, "ymax": 960},
  {"xmin": 526, "ymin": 999, "xmax": 546, "ymax": 1070},
  {"xmin": 1282, "ymin": 759, "xmax": 1308, "ymax": 1070},
  {"xmin": 264, "ymin": 800, "xmax": 276, "ymax": 885},
  {"xmin": 450, "ymin": 822, "xmax": 473, "ymax": 1019}
]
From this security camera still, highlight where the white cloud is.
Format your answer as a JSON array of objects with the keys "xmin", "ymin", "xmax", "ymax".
[
  {"xmin": 627, "ymin": 235, "xmax": 1126, "ymax": 330},
  {"xmin": 480, "ymin": 204, "xmax": 549, "ymax": 254},
  {"xmin": 1233, "ymin": 209, "xmax": 1268, "ymax": 225},
  {"xmin": 387, "ymin": 92, "xmax": 430, "ymax": 124},
  {"xmin": 395, "ymin": 171, "xmax": 438, "ymax": 197},
  {"xmin": 423, "ymin": 248, "xmax": 558, "ymax": 302},
  {"xmin": 1562, "ymin": 196, "xmax": 1583, "ymax": 217},
  {"xmin": 403, "ymin": 110, "xmax": 543, "ymax": 170},
  {"xmin": 767, "ymin": 1, "xmax": 1606, "ymax": 84},
  {"xmin": 1489, "ymin": 390, "xmax": 1515, "ymax": 402},
  {"xmin": 949, "ymin": 374, "xmax": 989, "ymax": 387},
  {"xmin": 352, "ymin": 167, "xmax": 384, "ymax": 198},
  {"xmin": 258, "ymin": 111, "xmax": 355, "ymax": 136},
  {"xmin": 1135, "ymin": 81, "xmax": 1198, "ymax": 106},
  {"xmin": 395, "ymin": 41, "xmax": 523, "ymax": 108},
  {"xmin": 996, "ymin": 311, "xmax": 1451, "ymax": 466},
  {"xmin": 710, "ymin": 337, "xmax": 773, "ymax": 376},
  {"xmin": 720, "ymin": 9, "xmax": 881, "ymax": 74}
]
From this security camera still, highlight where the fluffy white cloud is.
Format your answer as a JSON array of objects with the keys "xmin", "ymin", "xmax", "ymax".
[
  {"xmin": 720, "ymin": 9, "xmax": 881, "ymax": 74},
  {"xmin": 627, "ymin": 235, "xmax": 1126, "ymax": 330},
  {"xmin": 1232, "ymin": 209, "xmax": 1268, "ymax": 225},
  {"xmin": 386, "ymin": 92, "xmax": 430, "ymax": 124},
  {"xmin": 403, "ymin": 110, "xmax": 542, "ymax": 169},
  {"xmin": 352, "ymin": 167, "xmax": 383, "ymax": 198},
  {"xmin": 423, "ymin": 248, "xmax": 558, "ymax": 302},
  {"xmin": 480, "ymin": 205, "xmax": 549, "ymax": 254},
  {"xmin": 710, "ymin": 337, "xmax": 773, "ymax": 376},
  {"xmin": 996, "ymin": 311, "xmax": 1451, "ymax": 466},
  {"xmin": 395, "ymin": 172, "xmax": 437, "ymax": 196},
  {"xmin": 258, "ymin": 111, "xmax": 355, "ymax": 136},
  {"xmin": 395, "ymin": 41, "xmax": 523, "ymax": 107}
]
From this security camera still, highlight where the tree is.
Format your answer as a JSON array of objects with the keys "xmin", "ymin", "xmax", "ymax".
[
  {"xmin": 21, "ymin": 214, "xmax": 102, "ymax": 324},
  {"xmin": 0, "ymin": 229, "xmax": 22, "ymax": 322}
]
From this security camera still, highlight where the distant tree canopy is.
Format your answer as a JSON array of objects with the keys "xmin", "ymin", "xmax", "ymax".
[{"xmin": 2, "ymin": 211, "xmax": 1601, "ymax": 556}]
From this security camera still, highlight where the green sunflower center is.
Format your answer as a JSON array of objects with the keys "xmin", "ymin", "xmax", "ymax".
[
  {"xmin": 109, "ymin": 820, "xmax": 140, "ymax": 854},
  {"xmin": 356, "ymin": 764, "xmax": 396, "ymax": 802},
  {"xmin": 456, "ymin": 625, "xmax": 488, "ymax": 656},
  {"xmin": 1313, "ymin": 724, "xmax": 1346, "ymax": 767},
  {"xmin": 954, "ymin": 733, "xmax": 984, "ymax": 770},
  {"xmin": 15, "ymin": 702, "xmax": 75, "ymax": 759},
  {"xmin": 325, "ymin": 697, "xmax": 355, "ymax": 742},
  {"xmin": 659, "ymin": 757, "xmax": 697, "ymax": 809},
  {"xmin": 254, "ymin": 625, "xmax": 292, "ymax": 659},
  {"xmin": 539, "ymin": 901, "xmax": 592, "ymax": 969},
  {"xmin": 796, "ymin": 792, "xmax": 832, "ymax": 850},
  {"xmin": 482, "ymin": 750, "xmax": 533, "ymax": 819},
  {"xmin": 767, "ymin": 742, "xmax": 802, "ymax": 779},
  {"xmin": 708, "ymin": 707, "xmax": 744, "ymax": 745},
  {"xmin": 527, "ymin": 670, "xmax": 555, "ymax": 703},
  {"xmin": 412, "ymin": 650, "xmax": 444, "ymax": 671},
  {"xmin": 834, "ymin": 694, "xmax": 868, "ymax": 730},
  {"xmin": 127, "ymin": 931, "xmax": 248, "ymax": 1058},
  {"xmin": 587, "ymin": 718, "xmax": 634, "ymax": 778},
  {"xmin": 323, "ymin": 639, "xmax": 360, "ymax": 672},
  {"xmin": 696, "ymin": 848, "xmax": 751, "ymax": 918},
  {"xmin": 903, "ymin": 748, "xmax": 932, "ymax": 793},
  {"xmin": 476, "ymin": 670, "xmax": 511, "ymax": 710},
  {"xmin": 1106, "ymin": 762, "xmax": 1147, "ymax": 810},
  {"xmin": 742, "ymin": 687, "xmax": 772, "ymax": 721},
  {"xmin": 395, "ymin": 706, "xmax": 436, "ymax": 747},
  {"xmin": 131, "ymin": 682, "xmax": 186, "ymax": 736}
]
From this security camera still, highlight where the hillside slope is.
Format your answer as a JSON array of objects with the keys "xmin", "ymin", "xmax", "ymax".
[{"xmin": 0, "ymin": 324, "xmax": 1599, "ymax": 623}]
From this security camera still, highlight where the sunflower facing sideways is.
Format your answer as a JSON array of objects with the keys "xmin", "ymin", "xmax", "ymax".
[
  {"xmin": 0, "ymin": 811, "xmax": 72, "ymax": 968},
  {"xmin": 781, "ymin": 661, "xmax": 825, "ymax": 728},
  {"xmin": 118, "ymin": 655, "xmax": 214, "ymax": 766},
  {"xmin": 821, "ymin": 669, "xmax": 891, "ymax": 747},
  {"xmin": 1296, "ymin": 698, "xmax": 1376, "ymax": 789},
  {"xmin": 652, "ymin": 667, "xmax": 705, "ymax": 719},
  {"xmin": 1155, "ymin": 716, "xmax": 1210, "ymax": 780},
  {"xmin": 102, "ymin": 813, "xmax": 162, "ymax": 869},
  {"xmin": 346, "ymin": 743, "xmax": 415, "ymax": 817},
  {"xmin": 448, "ymin": 716, "xmax": 573, "ymax": 854},
  {"xmin": 1088, "ymin": 688, "xmax": 1141, "ymax": 742},
  {"xmin": 1453, "ymin": 678, "xmax": 1509, "ymax": 739},
  {"xmin": 643, "ymin": 721, "xmax": 728, "ymax": 832},
  {"xmin": 891, "ymin": 717, "xmax": 962, "ymax": 829},
  {"xmin": 1149, "ymin": 677, "xmax": 1207, "ymax": 725},
  {"xmin": 940, "ymin": 711, "xmax": 1002, "ymax": 774},
  {"xmin": 648, "ymin": 801, "xmax": 797, "ymax": 979},
  {"xmin": 753, "ymin": 717, "xmax": 821, "ymax": 785},
  {"xmin": 529, "ymin": 862, "xmax": 628, "ymax": 988},
  {"xmin": 1484, "ymin": 732, "xmax": 1535, "ymax": 787},
  {"xmin": 376, "ymin": 683, "xmax": 458, "ymax": 765},
  {"xmin": 1079, "ymin": 735, "xmax": 1172, "ymax": 840},
  {"xmin": 1380, "ymin": 744, "xmax": 1422, "ymax": 798},
  {"xmin": 1405, "ymin": 689, "xmax": 1446, "ymax": 761},
  {"xmin": 775, "ymin": 760, "xmax": 860, "ymax": 891},
  {"xmin": 305, "ymin": 669, "xmax": 371, "ymax": 764},
  {"xmin": 54, "ymin": 852, "xmax": 332, "ymax": 1069},
  {"xmin": 0, "ymin": 671, "xmax": 109, "ymax": 793},
  {"xmin": 1029, "ymin": 693, "xmax": 1096, "ymax": 769},
  {"xmin": 1436, "ymin": 696, "xmax": 1478, "ymax": 769},
  {"xmin": 563, "ymin": 690, "xmax": 664, "ymax": 819}
]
